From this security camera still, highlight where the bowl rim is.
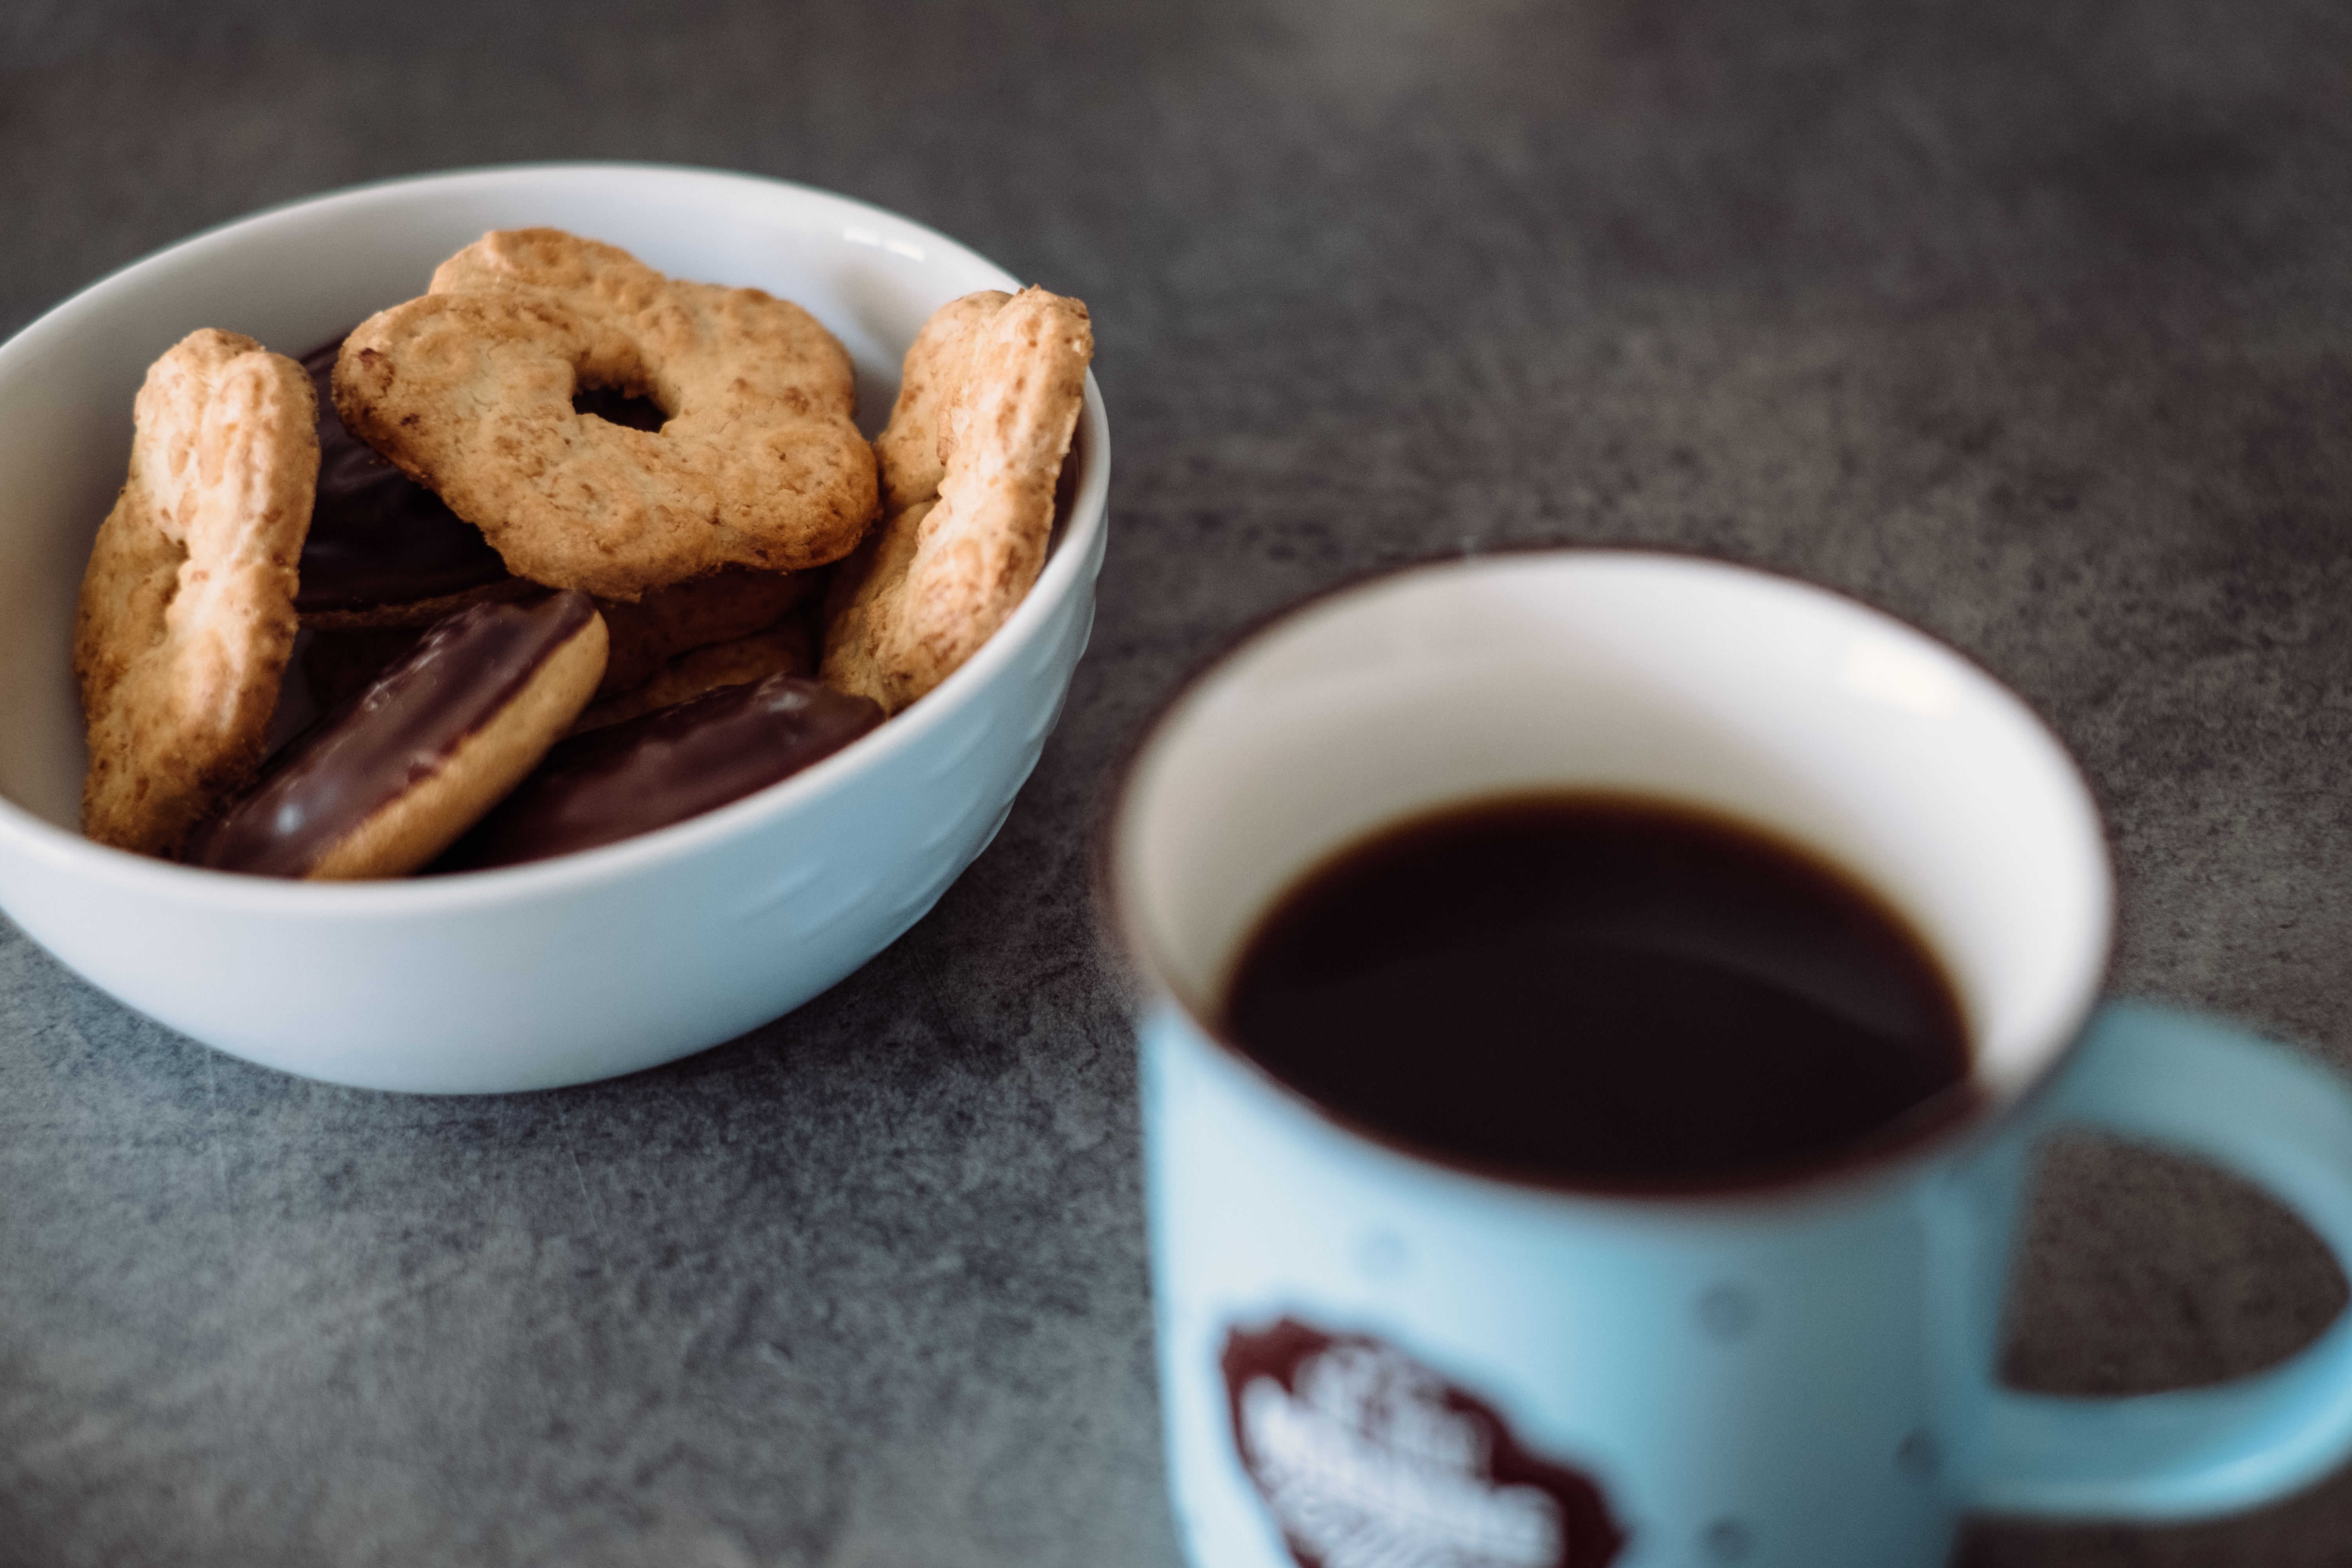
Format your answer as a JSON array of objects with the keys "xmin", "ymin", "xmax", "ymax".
[{"xmin": 0, "ymin": 162, "xmax": 1112, "ymax": 915}]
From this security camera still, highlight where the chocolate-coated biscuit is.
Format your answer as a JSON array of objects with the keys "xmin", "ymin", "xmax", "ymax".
[
  {"xmin": 435, "ymin": 673, "xmax": 883, "ymax": 873},
  {"xmin": 188, "ymin": 590, "xmax": 608, "ymax": 879}
]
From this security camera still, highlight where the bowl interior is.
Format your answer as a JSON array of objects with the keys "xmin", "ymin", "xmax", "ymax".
[{"xmin": 0, "ymin": 164, "xmax": 1071, "ymax": 843}]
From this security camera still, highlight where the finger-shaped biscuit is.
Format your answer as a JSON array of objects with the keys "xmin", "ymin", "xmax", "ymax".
[
  {"xmin": 334, "ymin": 230, "xmax": 879, "ymax": 601},
  {"xmin": 74, "ymin": 329, "xmax": 318, "ymax": 857},
  {"xmin": 821, "ymin": 287, "xmax": 1092, "ymax": 713}
]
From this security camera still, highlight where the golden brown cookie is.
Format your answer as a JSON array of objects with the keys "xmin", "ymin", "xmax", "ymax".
[
  {"xmin": 74, "ymin": 329, "xmax": 319, "ymax": 858},
  {"xmin": 869, "ymin": 290, "xmax": 1009, "ymax": 517},
  {"xmin": 333, "ymin": 229, "xmax": 879, "ymax": 601},
  {"xmin": 821, "ymin": 287, "xmax": 1092, "ymax": 713},
  {"xmin": 187, "ymin": 590, "xmax": 608, "ymax": 879}
]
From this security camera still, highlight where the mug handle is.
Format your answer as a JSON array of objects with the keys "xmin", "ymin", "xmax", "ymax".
[{"xmin": 1960, "ymin": 1000, "xmax": 2352, "ymax": 1519}]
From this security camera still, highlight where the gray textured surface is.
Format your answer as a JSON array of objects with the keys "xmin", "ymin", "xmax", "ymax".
[{"xmin": 3, "ymin": 2, "xmax": 2350, "ymax": 1563}]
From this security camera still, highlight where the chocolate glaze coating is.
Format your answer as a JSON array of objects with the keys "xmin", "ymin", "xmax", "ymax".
[
  {"xmin": 293, "ymin": 339, "xmax": 513, "ymax": 613},
  {"xmin": 432, "ymin": 675, "xmax": 884, "ymax": 872},
  {"xmin": 189, "ymin": 590, "xmax": 599, "ymax": 877}
]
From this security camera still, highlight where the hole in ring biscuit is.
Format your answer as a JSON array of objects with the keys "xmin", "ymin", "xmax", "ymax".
[{"xmin": 572, "ymin": 379, "xmax": 669, "ymax": 433}]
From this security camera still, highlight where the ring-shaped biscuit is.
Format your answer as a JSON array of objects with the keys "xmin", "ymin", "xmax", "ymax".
[
  {"xmin": 333, "ymin": 230, "xmax": 878, "ymax": 602},
  {"xmin": 74, "ymin": 329, "xmax": 318, "ymax": 857},
  {"xmin": 821, "ymin": 287, "xmax": 1093, "ymax": 713}
]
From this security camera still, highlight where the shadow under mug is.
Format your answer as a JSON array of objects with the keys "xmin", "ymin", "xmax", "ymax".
[{"xmin": 1109, "ymin": 551, "xmax": 2352, "ymax": 1568}]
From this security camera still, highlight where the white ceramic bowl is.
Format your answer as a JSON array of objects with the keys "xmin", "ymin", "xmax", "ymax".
[{"xmin": 0, "ymin": 164, "xmax": 1111, "ymax": 1093}]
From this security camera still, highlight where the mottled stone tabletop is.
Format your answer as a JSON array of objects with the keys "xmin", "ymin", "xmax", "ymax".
[{"xmin": 4, "ymin": 3, "xmax": 2350, "ymax": 1564}]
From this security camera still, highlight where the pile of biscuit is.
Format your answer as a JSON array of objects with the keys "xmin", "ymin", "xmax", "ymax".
[{"xmin": 72, "ymin": 228, "xmax": 1093, "ymax": 878}]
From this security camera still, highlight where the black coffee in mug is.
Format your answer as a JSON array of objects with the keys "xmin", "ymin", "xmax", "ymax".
[{"xmin": 1221, "ymin": 792, "xmax": 1975, "ymax": 1192}]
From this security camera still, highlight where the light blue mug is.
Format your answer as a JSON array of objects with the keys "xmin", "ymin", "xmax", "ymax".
[{"xmin": 1109, "ymin": 552, "xmax": 2352, "ymax": 1568}]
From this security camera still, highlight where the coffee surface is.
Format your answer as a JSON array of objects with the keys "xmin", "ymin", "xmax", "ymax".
[{"xmin": 1221, "ymin": 794, "xmax": 1973, "ymax": 1192}]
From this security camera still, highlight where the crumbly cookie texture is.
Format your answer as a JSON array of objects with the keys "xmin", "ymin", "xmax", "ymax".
[
  {"xmin": 333, "ymin": 229, "xmax": 879, "ymax": 601},
  {"xmin": 868, "ymin": 291, "xmax": 1009, "ymax": 517},
  {"xmin": 74, "ymin": 328, "xmax": 318, "ymax": 857},
  {"xmin": 821, "ymin": 286, "xmax": 1092, "ymax": 713}
]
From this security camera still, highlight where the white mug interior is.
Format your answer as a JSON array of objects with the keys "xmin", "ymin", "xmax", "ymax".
[{"xmin": 1113, "ymin": 551, "xmax": 2111, "ymax": 1120}]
